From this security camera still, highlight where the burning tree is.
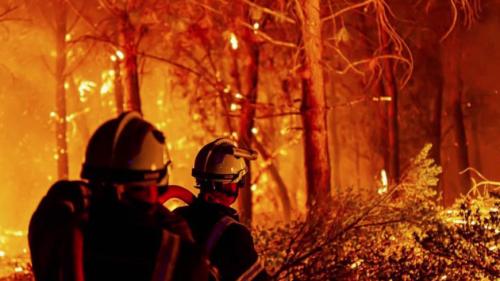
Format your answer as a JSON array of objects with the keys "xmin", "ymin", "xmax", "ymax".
[
  {"xmin": 25, "ymin": 0, "xmax": 90, "ymax": 179},
  {"xmin": 151, "ymin": 0, "xmax": 298, "ymax": 225}
]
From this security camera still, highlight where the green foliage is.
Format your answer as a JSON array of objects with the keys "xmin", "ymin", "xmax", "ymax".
[{"xmin": 254, "ymin": 144, "xmax": 499, "ymax": 280}]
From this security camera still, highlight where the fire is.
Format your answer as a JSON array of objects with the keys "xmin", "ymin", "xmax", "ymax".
[
  {"xmin": 115, "ymin": 50, "xmax": 125, "ymax": 60},
  {"xmin": 253, "ymin": 22, "xmax": 260, "ymax": 33},
  {"xmin": 78, "ymin": 80, "xmax": 96, "ymax": 102},
  {"xmin": 377, "ymin": 169, "xmax": 388, "ymax": 194},
  {"xmin": 229, "ymin": 32, "xmax": 239, "ymax": 50},
  {"xmin": 349, "ymin": 259, "xmax": 363, "ymax": 269},
  {"xmin": 230, "ymin": 103, "xmax": 241, "ymax": 111},
  {"xmin": 100, "ymin": 70, "xmax": 115, "ymax": 96}
]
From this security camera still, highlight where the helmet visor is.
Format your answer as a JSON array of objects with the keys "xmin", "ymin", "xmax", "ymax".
[{"xmin": 211, "ymin": 180, "xmax": 243, "ymax": 197}]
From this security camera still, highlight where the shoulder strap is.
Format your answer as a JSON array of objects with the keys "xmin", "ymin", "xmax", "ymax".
[
  {"xmin": 236, "ymin": 257, "xmax": 265, "ymax": 281},
  {"xmin": 205, "ymin": 216, "xmax": 265, "ymax": 281},
  {"xmin": 205, "ymin": 216, "xmax": 241, "ymax": 256},
  {"xmin": 151, "ymin": 230, "xmax": 181, "ymax": 281}
]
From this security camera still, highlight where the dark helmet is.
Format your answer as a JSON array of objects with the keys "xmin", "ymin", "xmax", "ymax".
[
  {"xmin": 81, "ymin": 111, "xmax": 169, "ymax": 185},
  {"xmin": 192, "ymin": 138, "xmax": 257, "ymax": 195}
]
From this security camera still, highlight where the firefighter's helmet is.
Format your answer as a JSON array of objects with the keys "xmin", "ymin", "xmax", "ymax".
[
  {"xmin": 81, "ymin": 111, "xmax": 169, "ymax": 185},
  {"xmin": 192, "ymin": 138, "xmax": 257, "ymax": 194}
]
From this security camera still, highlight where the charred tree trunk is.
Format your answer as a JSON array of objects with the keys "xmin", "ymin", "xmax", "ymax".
[
  {"xmin": 432, "ymin": 62, "xmax": 444, "ymax": 200},
  {"xmin": 470, "ymin": 103, "xmax": 482, "ymax": 172},
  {"xmin": 380, "ymin": 31, "xmax": 400, "ymax": 185},
  {"xmin": 237, "ymin": 42, "xmax": 258, "ymax": 226},
  {"xmin": 441, "ymin": 30, "xmax": 471, "ymax": 205},
  {"xmin": 330, "ymin": 90, "xmax": 341, "ymax": 194},
  {"xmin": 55, "ymin": 2, "xmax": 69, "ymax": 179},
  {"xmin": 113, "ymin": 57, "xmax": 124, "ymax": 115},
  {"xmin": 432, "ymin": 70, "xmax": 443, "ymax": 168},
  {"xmin": 119, "ymin": 13, "xmax": 141, "ymax": 114},
  {"xmin": 296, "ymin": 0, "xmax": 332, "ymax": 212}
]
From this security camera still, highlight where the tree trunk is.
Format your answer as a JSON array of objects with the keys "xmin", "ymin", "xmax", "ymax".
[
  {"xmin": 113, "ymin": 58, "xmax": 124, "ymax": 115},
  {"xmin": 296, "ymin": 0, "xmax": 332, "ymax": 212},
  {"xmin": 428, "ymin": 43, "xmax": 444, "ymax": 201},
  {"xmin": 432, "ymin": 64, "xmax": 444, "ymax": 201},
  {"xmin": 237, "ymin": 42, "xmax": 258, "ymax": 226},
  {"xmin": 55, "ymin": 1, "xmax": 69, "ymax": 179},
  {"xmin": 470, "ymin": 98, "xmax": 482, "ymax": 172},
  {"xmin": 441, "ymin": 29, "xmax": 471, "ymax": 205},
  {"xmin": 119, "ymin": 13, "xmax": 141, "ymax": 114},
  {"xmin": 380, "ymin": 31, "xmax": 400, "ymax": 185},
  {"xmin": 330, "ymin": 88, "xmax": 341, "ymax": 194},
  {"xmin": 432, "ymin": 71, "xmax": 443, "ymax": 168}
]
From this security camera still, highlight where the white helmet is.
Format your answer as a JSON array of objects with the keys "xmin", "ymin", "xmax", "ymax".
[
  {"xmin": 192, "ymin": 138, "xmax": 257, "ymax": 193},
  {"xmin": 81, "ymin": 111, "xmax": 169, "ymax": 185}
]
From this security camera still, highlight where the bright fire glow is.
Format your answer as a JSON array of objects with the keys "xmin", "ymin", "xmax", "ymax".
[
  {"xmin": 5, "ymin": 230, "xmax": 24, "ymax": 237},
  {"xmin": 373, "ymin": 96, "xmax": 392, "ymax": 102},
  {"xmin": 115, "ymin": 50, "xmax": 125, "ymax": 60},
  {"xmin": 78, "ymin": 80, "xmax": 96, "ymax": 102},
  {"xmin": 350, "ymin": 259, "xmax": 363, "ymax": 269},
  {"xmin": 229, "ymin": 32, "xmax": 239, "ymax": 50},
  {"xmin": 251, "ymin": 127, "xmax": 259, "ymax": 134},
  {"xmin": 100, "ymin": 70, "xmax": 115, "ymax": 96},
  {"xmin": 253, "ymin": 22, "xmax": 260, "ymax": 31},
  {"xmin": 230, "ymin": 103, "xmax": 241, "ymax": 111},
  {"xmin": 377, "ymin": 169, "xmax": 388, "ymax": 194}
]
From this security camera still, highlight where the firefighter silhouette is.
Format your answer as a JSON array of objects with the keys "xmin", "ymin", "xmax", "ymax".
[
  {"xmin": 29, "ymin": 112, "xmax": 208, "ymax": 281},
  {"xmin": 175, "ymin": 138, "xmax": 269, "ymax": 281}
]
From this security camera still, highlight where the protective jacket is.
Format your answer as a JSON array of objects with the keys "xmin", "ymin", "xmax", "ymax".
[
  {"xmin": 175, "ymin": 199, "xmax": 268, "ymax": 281},
  {"xmin": 29, "ymin": 180, "xmax": 208, "ymax": 281}
]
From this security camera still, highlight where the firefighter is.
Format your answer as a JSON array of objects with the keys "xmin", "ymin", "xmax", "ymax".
[
  {"xmin": 175, "ymin": 138, "xmax": 269, "ymax": 281},
  {"xmin": 29, "ymin": 112, "xmax": 208, "ymax": 281}
]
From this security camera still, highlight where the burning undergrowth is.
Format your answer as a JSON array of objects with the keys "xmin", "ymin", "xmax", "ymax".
[{"xmin": 254, "ymin": 145, "xmax": 499, "ymax": 280}]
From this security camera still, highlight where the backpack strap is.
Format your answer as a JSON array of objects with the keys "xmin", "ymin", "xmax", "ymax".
[
  {"xmin": 151, "ymin": 230, "xmax": 181, "ymax": 281},
  {"xmin": 236, "ymin": 257, "xmax": 264, "ymax": 281},
  {"xmin": 205, "ymin": 216, "xmax": 266, "ymax": 281},
  {"xmin": 205, "ymin": 216, "xmax": 241, "ymax": 256},
  {"xmin": 203, "ymin": 216, "xmax": 241, "ymax": 281}
]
